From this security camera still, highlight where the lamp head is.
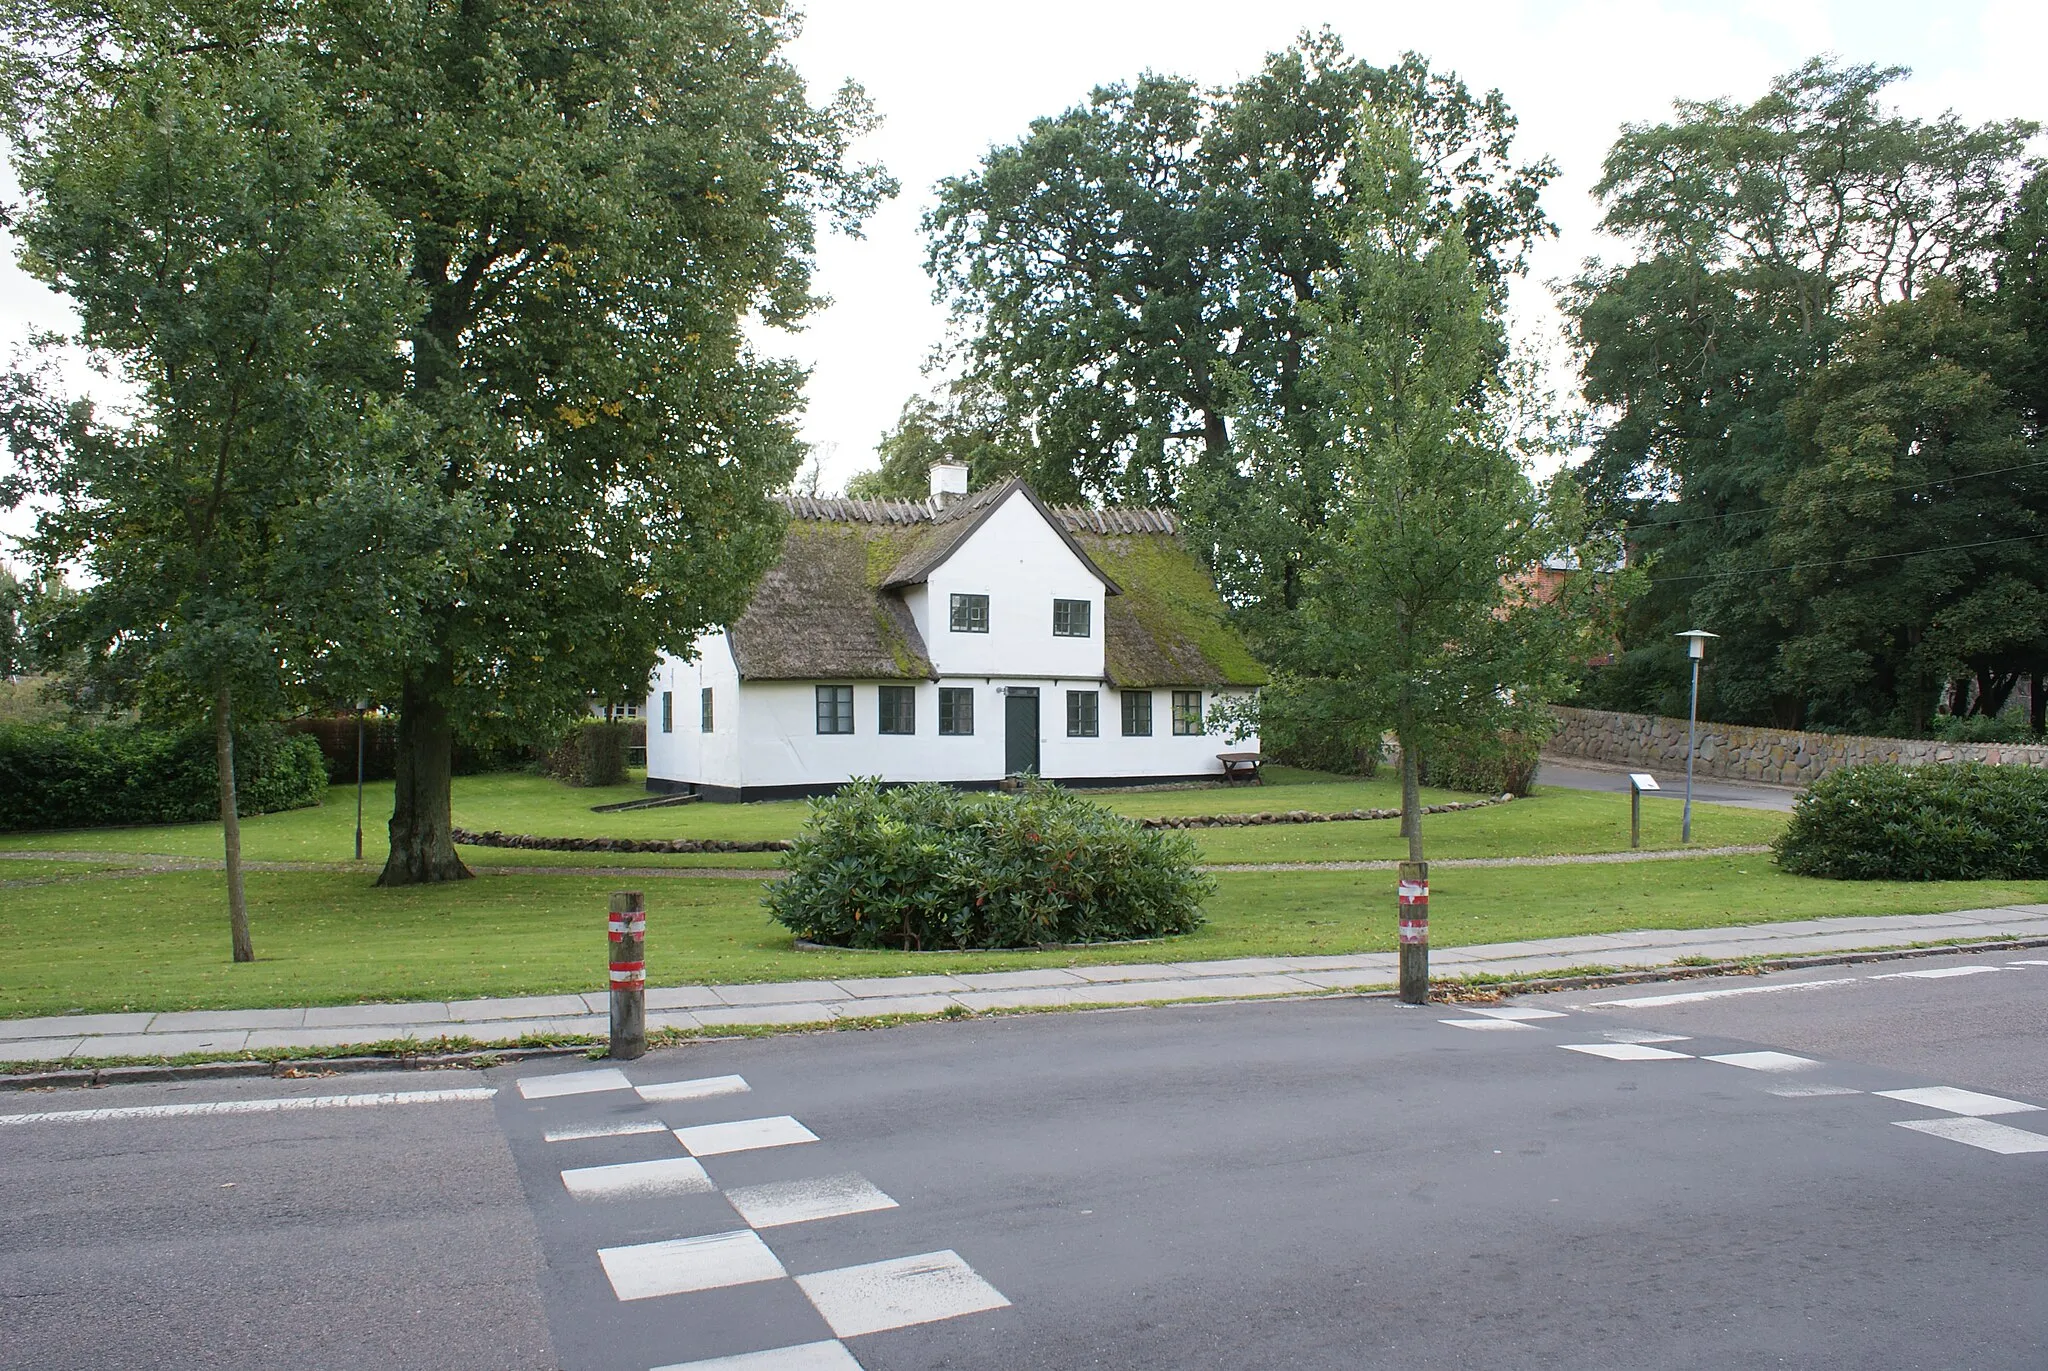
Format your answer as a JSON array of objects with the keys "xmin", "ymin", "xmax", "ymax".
[{"xmin": 1675, "ymin": 628, "xmax": 1719, "ymax": 660}]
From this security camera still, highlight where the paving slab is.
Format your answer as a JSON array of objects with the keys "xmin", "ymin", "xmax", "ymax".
[
  {"xmin": 1162, "ymin": 957, "xmax": 1318, "ymax": 978},
  {"xmin": 833, "ymin": 975, "xmax": 972, "ymax": 998},
  {"xmin": 1289, "ymin": 971, "xmax": 1395, "ymax": 991},
  {"xmin": 444, "ymin": 995, "xmax": 590, "ymax": 1023},
  {"xmin": 78, "ymin": 1030, "xmax": 249, "ymax": 1058},
  {"xmin": 645, "ymin": 986, "xmax": 726, "ymax": 1011},
  {"xmin": 834, "ymin": 995, "xmax": 962, "ymax": 1018},
  {"xmin": 243, "ymin": 1026, "xmax": 410, "ymax": 1051},
  {"xmin": 951, "ymin": 969, "xmax": 1087, "ymax": 991},
  {"xmin": 1102, "ymin": 974, "xmax": 1323, "ymax": 1003},
  {"xmin": 712, "ymin": 982, "xmax": 851, "ymax": 1007},
  {"xmin": 149, "ymin": 1008, "xmax": 307, "ymax": 1032},
  {"xmin": 0, "ymin": 1012, "xmax": 154, "ymax": 1041},
  {"xmin": 303, "ymin": 1002, "xmax": 452, "ymax": 1028},
  {"xmin": 691, "ymin": 1003, "xmax": 839, "ymax": 1029},
  {"xmin": 1066, "ymin": 963, "xmax": 1189, "ymax": 984},
  {"xmin": 645, "ymin": 1010, "xmax": 704, "ymax": 1033},
  {"xmin": 0, "ymin": 1037, "xmax": 85, "ymax": 1063}
]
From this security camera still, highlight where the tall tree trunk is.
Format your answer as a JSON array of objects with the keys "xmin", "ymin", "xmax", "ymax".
[
  {"xmin": 215, "ymin": 683, "xmax": 254, "ymax": 963},
  {"xmin": 1399, "ymin": 725, "xmax": 1424, "ymax": 864},
  {"xmin": 378, "ymin": 657, "xmax": 472, "ymax": 886}
]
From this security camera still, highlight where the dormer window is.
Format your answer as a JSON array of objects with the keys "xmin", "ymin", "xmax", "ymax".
[
  {"xmin": 950, "ymin": 593, "xmax": 990, "ymax": 633},
  {"xmin": 1052, "ymin": 598, "xmax": 1091, "ymax": 637}
]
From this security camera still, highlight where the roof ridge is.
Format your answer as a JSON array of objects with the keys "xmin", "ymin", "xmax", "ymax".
[{"xmin": 775, "ymin": 486, "xmax": 1177, "ymax": 533}]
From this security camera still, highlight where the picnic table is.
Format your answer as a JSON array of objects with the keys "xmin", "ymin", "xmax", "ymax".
[{"xmin": 1217, "ymin": 751, "xmax": 1265, "ymax": 785}]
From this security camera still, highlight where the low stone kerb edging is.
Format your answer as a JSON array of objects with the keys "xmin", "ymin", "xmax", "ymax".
[{"xmin": 449, "ymin": 795, "xmax": 1511, "ymax": 853}]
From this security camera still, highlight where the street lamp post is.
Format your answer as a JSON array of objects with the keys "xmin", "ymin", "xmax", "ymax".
[{"xmin": 1675, "ymin": 630, "xmax": 1718, "ymax": 843}]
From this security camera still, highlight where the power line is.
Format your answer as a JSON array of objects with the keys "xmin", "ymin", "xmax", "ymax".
[
  {"xmin": 1647, "ymin": 529, "xmax": 2048, "ymax": 585},
  {"xmin": 1624, "ymin": 456, "xmax": 2048, "ymax": 531}
]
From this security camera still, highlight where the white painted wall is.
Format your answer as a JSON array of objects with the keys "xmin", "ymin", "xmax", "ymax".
[
  {"xmin": 922, "ymin": 490, "xmax": 1106, "ymax": 680},
  {"xmin": 645, "ymin": 632, "xmax": 742, "ymax": 789},
  {"xmin": 647, "ymin": 670, "xmax": 1257, "ymax": 791}
]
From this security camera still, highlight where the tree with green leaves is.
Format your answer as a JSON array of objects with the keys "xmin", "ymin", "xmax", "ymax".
[
  {"xmin": 1769, "ymin": 284, "xmax": 2046, "ymax": 734},
  {"xmin": 0, "ymin": 2, "xmax": 415, "ymax": 956},
  {"xmin": 290, "ymin": 0, "xmax": 895, "ymax": 885},
  {"xmin": 1567, "ymin": 58, "xmax": 2039, "ymax": 729},
  {"xmin": 845, "ymin": 382, "xmax": 1033, "ymax": 500},
  {"xmin": 1244, "ymin": 122, "xmax": 1619, "ymax": 860},
  {"xmin": 924, "ymin": 30, "xmax": 1554, "ymax": 509}
]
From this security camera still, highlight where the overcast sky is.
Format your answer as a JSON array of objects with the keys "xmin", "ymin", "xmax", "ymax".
[{"xmin": 2, "ymin": 0, "xmax": 2043, "ymax": 560}]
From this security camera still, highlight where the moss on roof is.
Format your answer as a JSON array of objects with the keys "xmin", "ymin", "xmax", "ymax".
[
  {"xmin": 1074, "ymin": 532, "xmax": 1268, "ymax": 690},
  {"xmin": 728, "ymin": 522, "xmax": 935, "ymax": 681}
]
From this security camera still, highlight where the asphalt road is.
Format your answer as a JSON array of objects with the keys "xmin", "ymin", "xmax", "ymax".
[
  {"xmin": 1535, "ymin": 760, "xmax": 1801, "ymax": 811},
  {"xmin": 3, "ymin": 947, "xmax": 2044, "ymax": 1370}
]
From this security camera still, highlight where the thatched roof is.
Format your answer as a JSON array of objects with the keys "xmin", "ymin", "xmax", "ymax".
[{"xmin": 729, "ymin": 482, "xmax": 1265, "ymax": 688}]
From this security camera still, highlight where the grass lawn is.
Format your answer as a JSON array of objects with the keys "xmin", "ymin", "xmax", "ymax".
[
  {"xmin": 3, "ymin": 858, "xmax": 2043, "ymax": 1017},
  {"xmin": 0, "ymin": 767, "xmax": 1786, "ymax": 868}
]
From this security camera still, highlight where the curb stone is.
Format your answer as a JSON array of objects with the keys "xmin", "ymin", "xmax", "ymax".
[{"xmin": 5, "ymin": 933, "xmax": 2044, "ymax": 1094}]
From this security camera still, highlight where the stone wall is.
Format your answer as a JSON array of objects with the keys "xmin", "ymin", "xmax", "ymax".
[{"xmin": 1545, "ymin": 705, "xmax": 2048, "ymax": 788}]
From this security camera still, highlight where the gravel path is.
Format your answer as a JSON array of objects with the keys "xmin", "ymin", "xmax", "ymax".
[{"xmin": 1201, "ymin": 844, "xmax": 1772, "ymax": 873}]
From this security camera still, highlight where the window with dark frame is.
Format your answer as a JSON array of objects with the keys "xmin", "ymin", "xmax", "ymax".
[
  {"xmin": 949, "ymin": 592, "xmax": 990, "ymax": 633},
  {"xmin": 1121, "ymin": 690, "xmax": 1152, "ymax": 736},
  {"xmin": 660, "ymin": 691, "xmax": 674, "ymax": 733},
  {"xmin": 939, "ymin": 687, "xmax": 974, "ymax": 735},
  {"xmin": 1066, "ymin": 690, "xmax": 1099, "ymax": 737},
  {"xmin": 878, "ymin": 685, "xmax": 916, "ymax": 735},
  {"xmin": 1052, "ymin": 598, "xmax": 1092, "ymax": 637},
  {"xmin": 700, "ymin": 687, "xmax": 713, "ymax": 733},
  {"xmin": 1172, "ymin": 690, "xmax": 1204, "ymax": 735},
  {"xmin": 815, "ymin": 684, "xmax": 853, "ymax": 735}
]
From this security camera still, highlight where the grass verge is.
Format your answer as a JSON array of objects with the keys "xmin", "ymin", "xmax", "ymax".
[{"xmin": 3, "ymin": 858, "xmax": 2043, "ymax": 1018}]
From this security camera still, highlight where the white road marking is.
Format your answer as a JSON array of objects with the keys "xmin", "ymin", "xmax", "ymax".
[
  {"xmin": 1875, "ymin": 1086, "xmax": 2042, "ymax": 1117},
  {"xmin": 1559, "ymin": 1043, "xmax": 1693, "ymax": 1061},
  {"xmin": 562, "ymin": 1157, "xmax": 714, "ymax": 1200},
  {"xmin": 1440, "ymin": 1018, "xmax": 1535, "ymax": 1031},
  {"xmin": 2008, "ymin": 960, "xmax": 2048, "ymax": 967},
  {"xmin": 1765, "ymin": 1084, "xmax": 1862, "ymax": 1097},
  {"xmin": 725, "ymin": 1173, "xmax": 898, "ymax": 1229},
  {"xmin": 1464, "ymin": 1006, "xmax": 1568, "ymax": 1021},
  {"xmin": 1705, "ymin": 1051, "xmax": 1820, "ymax": 1072},
  {"xmin": 1602, "ymin": 1030, "xmax": 1689, "ymax": 1044},
  {"xmin": 518, "ymin": 1068, "xmax": 632, "ymax": 1100},
  {"xmin": 1582, "ymin": 978, "xmax": 1854, "ymax": 1009},
  {"xmin": 636, "ymin": 1074, "xmax": 750, "ymax": 1104},
  {"xmin": 1869, "ymin": 966, "xmax": 2004, "ymax": 980},
  {"xmin": 543, "ymin": 1120, "xmax": 669, "ymax": 1143},
  {"xmin": 652, "ymin": 1343, "xmax": 862, "ymax": 1371},
  {"xmin": 675, "ymin": 1115, "xmax": 820, "ymax": 1157},
  {"xmin": 599, "ymin": 1230, "xmax": 787, "ymax": 1301},
  {"xmin": 797, "ymin": 1250, "xmax": 1010, "ymax": 1338},
  {"xmin": 1893, "ymin": 1117, "xmax": 2048, "ymax": 1154},
  {"xmin": 0, "ymin": 1088, "xmax": 493, "ymax": 1126}
]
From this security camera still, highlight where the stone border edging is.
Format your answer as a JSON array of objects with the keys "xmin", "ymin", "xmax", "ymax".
[{"xmin": 449, "ymin": 795, "xmax": 1513, "ymax": 853}]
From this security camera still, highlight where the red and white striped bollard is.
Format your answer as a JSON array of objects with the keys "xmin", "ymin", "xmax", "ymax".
[{"xmin": 608, "ymin": 890, "xmax": 646, "ymax": 1060}]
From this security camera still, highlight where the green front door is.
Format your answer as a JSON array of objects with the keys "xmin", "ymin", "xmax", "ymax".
[{"xmin": 1004, "ymin": 689, "xmax": 1040, "ymax": 776}]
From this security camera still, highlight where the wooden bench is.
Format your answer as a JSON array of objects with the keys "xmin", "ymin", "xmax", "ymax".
[{"xmin": 1217, "ymin": 751, "xmax": 1265, "ymax": 785}]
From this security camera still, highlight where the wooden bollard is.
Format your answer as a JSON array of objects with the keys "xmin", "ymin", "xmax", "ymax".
[
  {"xmin": 1397, "ymin": 861, "xmax": 1429, "ymax": 1005},
  {"xmin": 608, "ymin": 891, "xmax": 646, "ymax": 1060}
]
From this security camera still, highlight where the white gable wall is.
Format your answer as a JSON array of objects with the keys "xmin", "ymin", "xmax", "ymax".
[
  {"xmin": 922, "ymin": 490, "xmax": 1106, "ymax": 679},
  {"xmin": 645, "ymin": 631, "xmax": 742, "ymax": 790}
]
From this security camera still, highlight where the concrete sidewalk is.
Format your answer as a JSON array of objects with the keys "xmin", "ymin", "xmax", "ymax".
[{"xmin": 6, "ymin": 903, "xmax": 2048, "ymax": 1065}]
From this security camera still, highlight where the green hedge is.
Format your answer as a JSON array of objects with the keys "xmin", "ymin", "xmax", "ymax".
[
  {"xmin": 766, "ymin": 778, "xmax": 1212, "ymax": 950},
  {"xmin": 1773, "ymin": 762, "xmax": 2048, "ymax": 880},
  {"xmin": 0, "ymin": 722, "xmax": 327, "ymax": 832},
  {"xmin": 545, "ymin": 720, "xmax": 637, "ymax": 787},
  {"xmin": 1420, "ymin": 730, "xmax": 1542, "ymax": 797}
]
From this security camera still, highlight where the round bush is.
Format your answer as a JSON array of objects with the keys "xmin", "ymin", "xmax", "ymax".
[
  {"xmin": 766, "ymin": 778, "xmax": 1212, "ymax": 950},
  {"xmin": 1773, "ymin": 762, "xmax": 2048, "ymax": 880}
]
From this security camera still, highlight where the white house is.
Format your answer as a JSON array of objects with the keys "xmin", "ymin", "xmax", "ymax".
[{"xmin": 643, "ymin": 465, "xmax": 1266, "ymax": 801}]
